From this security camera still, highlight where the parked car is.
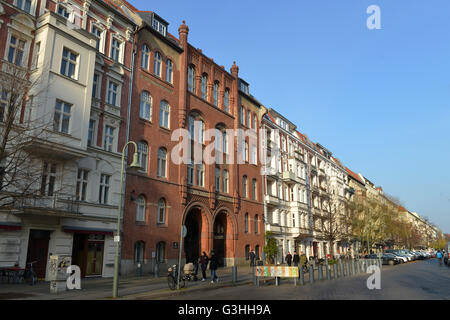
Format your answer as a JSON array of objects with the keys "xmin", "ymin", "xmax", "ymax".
[
  {"xmin": 386, "ymin": 250, "xmax": 410, "ymax": 262},
  {"xmin": 366, "ymin": 253, "xmax": 401, "ymax": 265}
]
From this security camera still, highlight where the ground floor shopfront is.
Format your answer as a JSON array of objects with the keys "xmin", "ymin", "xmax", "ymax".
[{"xmin": 0, "ymin": 213, "xmax": 116, "ymax": 280}]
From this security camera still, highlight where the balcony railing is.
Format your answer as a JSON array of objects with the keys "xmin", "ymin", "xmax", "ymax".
[
  {"xmin": 12, "ymin": 192, "xmax": 80, "ymax": 214},
  {"xmin": 282, "ymin": 171, "xmax": 299, "ymax": 184}
]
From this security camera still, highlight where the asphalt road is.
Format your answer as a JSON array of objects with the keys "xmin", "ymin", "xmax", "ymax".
[{"xmin": 159, "ymin": 259, "xmax": 450, "ymax": 300}]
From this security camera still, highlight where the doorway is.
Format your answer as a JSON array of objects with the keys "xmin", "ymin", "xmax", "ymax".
[
  {"xmin": 26, "ymin": 230, "xmax": 51, "ymax": 279},
  {"xmin": 213, "ymin": 212, "xmax": 227, "ymax": 267},
  {"xmin": 184, "ymin": 208, "xmax": 201, "ymax": 263},
  {"xmin": 72, "ymin": 234, "xmax": 105, "ymax": 277}
]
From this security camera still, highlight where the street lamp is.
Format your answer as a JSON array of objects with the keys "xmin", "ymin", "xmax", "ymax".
[{"xmin": 113, "ymin": 141, "xmax": 140, "ymax": 298}]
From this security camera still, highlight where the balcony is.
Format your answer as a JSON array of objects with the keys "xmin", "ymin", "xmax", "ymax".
[
  {"xmin": 24, "ymin": 137, "xmax": 89, "ymax": 160},
  {"xmin": 12, "ymin": 192, "xmax": 81, "ymax": 216},
  {"xmin": 282, "ymin": 171, "xmax": 299, "ymax": 184},
  {"xmin": 265, "ymin": 194, "xmax": 280, "ymax": 206}
]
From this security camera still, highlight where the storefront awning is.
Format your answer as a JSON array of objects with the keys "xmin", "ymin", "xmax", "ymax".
[
  {"xmin": 62, "ymin": 226, "xmax": 114, "ymax": 236},
  {"xmin": 0, "ymin": 222, "xmax": 22, "ymax": 230}
]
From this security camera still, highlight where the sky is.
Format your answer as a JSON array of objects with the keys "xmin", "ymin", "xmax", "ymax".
[{"xmin": 131, "ymin": 0, "xmax": 450, "ymax": 233}]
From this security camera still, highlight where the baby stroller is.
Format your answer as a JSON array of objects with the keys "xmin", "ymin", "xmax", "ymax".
[{"xmin": 183, "ymin": 261, "xmax": 199, "ymax": 281}]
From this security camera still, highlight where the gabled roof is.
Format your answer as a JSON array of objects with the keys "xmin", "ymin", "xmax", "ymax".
[{"xmin": 345, "ymin": 167, "xmax": 364, "ymax": 185}]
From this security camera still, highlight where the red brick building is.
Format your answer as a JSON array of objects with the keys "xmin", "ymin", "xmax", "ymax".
[{"xmin": 122, "ymin": 17, "xmax": 265, "ymax": 274}]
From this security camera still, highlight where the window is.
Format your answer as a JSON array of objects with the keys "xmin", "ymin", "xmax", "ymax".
[
  {"xmin": 75, "ymin": 169, "xmax": 89, "ymax": 201},
  {"xmin": 247, "ymin": 110, "xmax": 251, "ymax": 127},
  {"xmin": 159, "ymin": 101, "xmax": 170, "ymax": 128},
  {"xmin": 139, "ymin": 91, "xmax": 152, "ymax": 121},
  {"xmin": 137, "ymin": 141, "xmax": 148, "ymax": 172},
  {"xmin": 136, "ymin": 195, "xmax": 146, "ymax": 222},
  {"xmin": 157, "ymin": 148, "xmax": 167, "ymax": 178},
  {"xmin": 222, "ymin": 131, "xmax": 228, "ymax": 154},
  {"xmin": 255, "ymin": 245, "xmax": 260, "ymax": 259},
  {"xmin": 245, "ymin": 245, "xmax": 250, "ymax": 260},
  {"xmin": 87, "ymin": 119, "xmax": 96, "ymax": 146},
  {"xmin": 53, "ymin": 100, "xmax": 71, "ymax": 134},
  {"xmin": 166, "ymin": 59, "xmax": 173, "ymax": 83},
  {"xmin": 224, "ymin": 89, "xmax": 230, "ymax": 113},
  {"xmin": 223, "ymin": 170, "xmax": 229, "ymax": 193},
  {"xmin": 16, "ymin": 0, "xmax": 32, "ymax": 13},
  {"xmin": 8, "ymin": 36, "xmax": 26, "ymax": 67},
  {"xmin": 57, "ymin": 4, "xmax": 70, "ymax": 18},
  {"xmin": 157, "ymin": 198, "xmax": 166, "ymax": 224},
  {"xmin": 154, "ymin": 52, "xmax": 162, "ymax": 77},
  {"xmin": 250, "ymin": 144, "xmax": 257, "ymax": 165},
  {"xmin": 134, "ymin": 241, "xmax": 145, "ymax": 263},
  {"xmin": 187, "ymin": 163, "xmax": 194, "ymax": 185},
  {"xmin": 0, "ymin": 90, "xmax": 8, "ymax": 122},
  {"xmin": 243, "ymin": 141, "xmax": 249, "ymax": 162},
  {"xmin": 187, "ymin": 65, "xmax": 196, "ymax": 93},
  {"xmin": 213, "ymin": 81, "xmax": 219, "ymax": 106},
  {"xmin": 92, "ymin": 25, "xmax": 102, "ymax": 51},
  {"xmin": 152, "ymin": 18, "xmax": 167, "ymax": 37},
  {"xmin": 215, "ymin": 167, "xmax": 221, "ymax": 192},
  {"xmin": 92, "ymin": 73, "xmax": 99, "ymax": 98},
  {"xmin": 252, "ymin": 178, "xmax": 257, "ymax": 200},
  {"xmin": 103, "ymin": 125, "xmax": 114, "ymax": 152},
  {"xmin": 60, "ymin": 48, "xmax": 77, "ymax": 79},
  {"xmin": 240, "ymin": 107, "xmax": 245, "ymax": 125},
  {"xmin": 242, "ymin": 176, "xmax": 248, "ymax": 198},
  {"xmin": 156, "ymin": 242, "xmax": 165, "ymax": 263},
  {"xmin": 107, "ymin": 81, "xmax": 119, "ymax": 106},
  {"xmin": 110, "ymin": 38, "xmax": 121, "ymax": 62},
  {"xmin": 40, "ymin": 162, "xmax": 57, "ymax": 196},
  {"xmin": 252, "ymin": 114, "xmax": 257, "ymax": 129},
  {"xmin": 141, "ymin": 44, "xmax": 149, "ymax": 69},
  {"xmin": 201, "ymin": 73, "xmax": 208, "ymax": 100},
  {"xmin": 197, "ymin": 163, "xmax": 204, "ymax": 187},
  {"xmin": 292, "ymin": 213, "xmax": 296, "ymax": 228},
  {"xmin": 99, "ymin": 174, "xmax": 110, "ymax": 204},
  {"xmin": 245, "ymin": 213, "xmax": 249, "ymax": 233},
  {"xmin": 254, "ymin": 215, "xmax": 259, "ymax": 234}
]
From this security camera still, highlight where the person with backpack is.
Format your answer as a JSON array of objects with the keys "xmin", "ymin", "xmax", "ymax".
[{"xmin": 436, "ymin": 250, "xmax": 443, "ymax": 266}]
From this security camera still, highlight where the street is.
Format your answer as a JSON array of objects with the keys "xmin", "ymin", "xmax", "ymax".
[{"xmin": 155, "ymin": 259, "xmax": 450, "ymax": 300}]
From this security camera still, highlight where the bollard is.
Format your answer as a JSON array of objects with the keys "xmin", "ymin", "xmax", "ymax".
[
  {"xmin": 318, "ymin": 265, "xmax": 323, "ymax": 280},
  {"xmin": 252, "ymin": 266, "xmax": 257, "ymax": 286},
  {"xmin": 232, "ymin": 266, "xmax": 237, "ymax": 284},
  {"xmin": 275, "ymin": 276, "xmax": 280, "ymax": 286},
  {"xmin": 137, "ymin": 262, "xmax": 142, "ymax": 277},
  {"xmin": 299, "ymin": 267, "xmax": 304, "ymax": 285},
  {"xmin": 333, "ymin": 263, "xmax": 338, "ymax": 279},
  {"xmin": 326, "ymin": 264, "xmax": 331, "ymax": 280},
  {"xmin": 309, "ymin": 265, "xmax": 314, "ymax": 283}
]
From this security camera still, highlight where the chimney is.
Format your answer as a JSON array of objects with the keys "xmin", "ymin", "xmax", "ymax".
[
  {"xmin": 230, "ymin": 61, "xmax": 239, "ymax": 78},
  {"xmin": 178, "ymin": 20, "xmax": 189, "ymax": 46}
]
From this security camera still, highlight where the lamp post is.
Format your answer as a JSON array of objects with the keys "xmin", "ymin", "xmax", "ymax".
[{"xmin": 113, "ymin": 141, "xmax": 140, "ymax": 299}]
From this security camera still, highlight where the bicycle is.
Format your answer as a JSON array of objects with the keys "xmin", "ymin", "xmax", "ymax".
[
  {"xmin": 167, "ymin": 265, "xmax": 185, "ymax": 290},
  {"xmin": 24, "ymin": 261, "xmax": 38, "ymax": 285}
]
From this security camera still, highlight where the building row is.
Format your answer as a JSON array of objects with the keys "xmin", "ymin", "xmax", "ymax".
[{"xmin": 0, "ymin": 0, "xmax": 440, "ymax": 279}]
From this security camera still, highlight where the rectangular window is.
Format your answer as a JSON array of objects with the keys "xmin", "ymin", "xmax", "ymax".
[
  {"xmin": 197, "ymin": 164, "xmax": 204, "ymax": 187},
  {"xmin": 16, "ymin": 0, "xmax": 32, "ymax": 13},
  {"xmin": 247, "ymin": 110, "xmax": 251, "ymax": 127},
  {"xmin": 60, "ymin": 48, "xmax": 78, "ymax": 79},
  {"xmin": 8, "ymin": 36, "xmax": 25, "ymax": 66},
  {"xmin": 91, "ymin": 25, "xmax": 102, "ymax": 51},
  {"xmin": 187, "ymin": 163, "xmax": 194, "ymax": 185},
  {"xmin": 57, "ymin": 4, "xmax": 70, "ymax": 18},
  {"xmin": 53, "ymin": 100, "xmax": 71, "ymax": 134},
  {"xmin": 99, "ymin": 174, "xmax": 110, "ymax": 204},
  {"xmin": 92, "ymin": 73, "xmax": 99, "ymax": 98},
  {"xmin": 107, "ymin": 81, "xmax": 118, "ymax": 106},
  {"xmin": 40, "ymin": 162, "xmax": 57, "ymax": 196},
  {"xmin": 0, "ymin": 90, "xmax": 8, "ymax": 122},
  {"xmin": 110, "ymin": 38, "xmax": 121, "ymax": 62},
  {"xmin": 88, "ymin": 119, "xmax": 96, "ymax": 146},
  {"xmin": 215, "ymin": 167, "xmax": 221, "ymax": 192},
  {"xmin": 250, "ymin": 144, "xmax": 257, "ymax": 165},
  {"xmin": 240, "ymin": 107, "xmax": 245, "ymax": 125},
  {"xmin": 103, "ymin": 125, "xmax": 114, "ymax": 152},
  {"xmin": 76, "ymin": 169, "xmax": 89, "ymax": 201}
]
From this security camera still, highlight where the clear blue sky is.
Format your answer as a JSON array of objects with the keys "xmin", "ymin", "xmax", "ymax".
[{"xmin": 131, "ymin": 0, "xmax": 450, "ymax": 233}]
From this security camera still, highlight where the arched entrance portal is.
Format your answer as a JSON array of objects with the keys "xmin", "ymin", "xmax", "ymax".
[
  {"xmin": 184, "ymin": 208, "xmax": 202, "ymax": 263},
  {"xmin": 213, "ymin": 212, "xmax": 227, "ymax": 267}
]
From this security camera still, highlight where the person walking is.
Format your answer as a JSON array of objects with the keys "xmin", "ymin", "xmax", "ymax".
[
  {"xmin": 436, "ymin": 250, "xmax": 443, "ymax": 266},
  {"xmin": 293, "ymin": 251, "xmax": 300, "ymax": 267},
  {"xmin": 249, "ymin": 249, "xmax": 256, "ymax": 267},
  {"xmin": 199, "ymin": 251, "xmax": 209, "ymax": 281},
  {"xmin": 285, "ymin": 252, "xmax": 292, "ymax": 267},
  {"xmin": 209, "ymin": 250, "xmax": 219, "ymax": 283},
  {"xmin": 300, "ymin": 252, "xmax": 308, "ymax": 272}
]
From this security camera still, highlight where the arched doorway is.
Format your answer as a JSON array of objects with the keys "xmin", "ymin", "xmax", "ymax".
[
  {"xmin": 184, "ymin": 208, "xmax": 202, "ymax": 263},
  {"xmin": 213, "ymin": 211, "xmax": 227, "ymax": 267}
]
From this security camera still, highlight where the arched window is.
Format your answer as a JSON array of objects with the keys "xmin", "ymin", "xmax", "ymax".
[
  {"xmin": 245, "ymin": 213, "xmax": 249, "ymax": 233},
  {"xmin": 213, "ymin": 81, "xmax": 219, "ymax": 106},
  {"xmin": 252, "ymin": 178, "xmax": 257, "ymax": 200},
  {"xmin": 201, "ymin": 73, "xmax": 208, "ymax": 100},
  {"xmin": 156, "ymin": 241, "xmax": 165, "ymax": 263},
  {"xmin": 157, "ymin": 198, "xmax": 166, "ymax": 224},
  {"xmin": 135, "ymin": 195, "xmax": 146, "ymax": 222},
  {"xmin": 154, "ymin": 52, "xmax": 162, "ymax": 77},
  {"xmin": 139, "ymin": 91, "xmax": 152, "ymax": 121},
  {"xmin": 141, "ymin": 44, "xmax": 149, "ymax": 70},
  {"xmin": 242, "ymin": 175, "xmax": 247, "ymax": 198},
  {"xmin": 188, "ymin": 113, "xmax": 204, "ymax": 144},
  {"xmin": 165, "ymin": 59, "xmax": 173, "ymax": 83},
  {"xmin": 254, "ymin": 214, "xmax": 259, "ymax": 234},
  {"xmin": 159, "ymin": 100, "xmax": 170, "ymax": 128},
  {"xmin": 157, "ymin": 148, "xmax": 167, "ymax": 178},
  {"xmin": 134, "ymin": 241, "xmax": 145, "ymax": 263},
  {"xmin": 224, "ymin": 88, "xmax": 230, "ymax": 113},
  {"xmin": 137, "ymin": 141, "xmax": 148, "ymax": 172},
  {"xmin": 222, "ymin": 170, "xmax": 229, "ymax": 193},
  {"xmin": 188, "ymin": 65, "xmax": 196, "ymax": 93}
]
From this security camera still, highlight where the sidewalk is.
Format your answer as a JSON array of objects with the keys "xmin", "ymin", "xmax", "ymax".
[{"xmin": 0, "ymin": 265, "xmax": 254, "ymax": 300}]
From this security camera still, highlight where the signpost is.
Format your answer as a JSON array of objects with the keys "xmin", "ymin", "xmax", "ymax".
[{"xmin": 177, "ymin": 225, "xmax": 187, "ymax": 290}]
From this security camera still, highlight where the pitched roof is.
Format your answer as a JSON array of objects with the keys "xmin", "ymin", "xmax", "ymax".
[{"xmin": 345, "ymin": 167, "xmax": 364, "ymax": 185}]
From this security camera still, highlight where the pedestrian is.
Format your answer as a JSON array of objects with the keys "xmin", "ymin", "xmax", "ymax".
[
  {"xmin": 249, "ymin": 249, "xmax": 256, "ymax": 267},
  {"xmin": 199, "ymin": 251, "xmax": 209, "ymax": 281},
  {"xmin": 300, "ymin": 252, "xmax": 308, "ymax": 270},
  {"xmin": 209, "ymin": 250, "xmax": 219, "ymax": 283},
  {"xmin": 285, "ymin": 252, "xmax": 292, "ymax": 267},
  {"xmin": 436, "ymin": 250, "xmax": 443, "ymax": 266},
  {"xmin": 293, "ymin": 251, "xmax": 300, "ymax": 267}
]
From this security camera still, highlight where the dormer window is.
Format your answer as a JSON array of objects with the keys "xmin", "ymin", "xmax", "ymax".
[
  {"xmin": 239, "ymin": 80, "xmax": 249, "ymax": 95},
  {"xmin": 57, "ymin": 4, "xmax": 70, "ymax": 19},
  {"xmin": 152, "ymin": 17, "xmax": 167, "ymax": 37}
]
